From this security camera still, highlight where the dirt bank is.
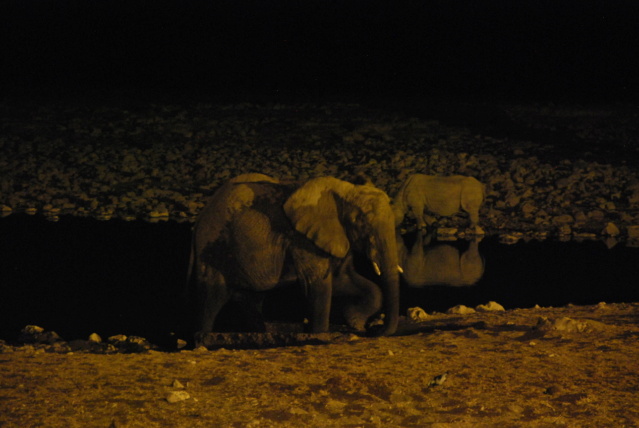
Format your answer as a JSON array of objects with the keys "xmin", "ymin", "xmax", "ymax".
[{"xmin": 1, "ymin": 303, "xmax": 638, "ymax": 427}]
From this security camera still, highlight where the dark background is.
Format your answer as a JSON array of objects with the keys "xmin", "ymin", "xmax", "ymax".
[{"xmin": 2, "ymin": 0, "xmax": 638, "ymax": 104}]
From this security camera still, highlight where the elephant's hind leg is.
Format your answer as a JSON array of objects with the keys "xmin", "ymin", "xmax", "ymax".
[{"xmin": 197, "ymin": 266, "xmax": 230, "ymax": 335}]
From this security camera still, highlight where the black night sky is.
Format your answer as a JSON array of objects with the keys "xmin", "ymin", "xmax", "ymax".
[{"xmin": 2, "ymin": 0, "xmax": 638, "ymax": 104}]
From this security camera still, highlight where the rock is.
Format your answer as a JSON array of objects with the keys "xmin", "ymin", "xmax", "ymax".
[
  {"xmin": 428, "ymin": 373, "xmax": 448, "ymax": 387},
  {"xmin": 324, "ymin": 399, "xmax": 347, "ymax": 413},
  {"xmin": 601, "ymin": 222, "xmax": 620, "ymax": 236},
  {"xmin": 499, "ymin": 233, "xmax": 522, "ymax": 244},
  {"xmin": 476, "ymin": 301, "xmax": 505, "ymax": 312},
  {"xmin": 21, "ymin": 325, "xmax": 44, "ymax": 335},
  {"xmin": 407, "ymin": 307, "xmax": 429, "ymax": 322},
  {"xmin": 108, "ymin": 334, "xmax": 128, "ymax": 343},
  {"xmin": 18, "ymin": 325, "xmax": 63, "ymax": 344},
  {"xmin": 505, "ymin": 192, "xmax": 521, "ymax": 207},
  {"xmin": 604, "ymin": 237, "xmax": 618, "ymax": 249},
  {"xmin": 534, "ymin": 316, "xmax": 605, "ymax": 334},
  {"xmin": 520, "ymin": 202, "xmax": 537, "ymax": 216},
  {"xmin": 447, "ymin": 305, "xmax": 475, "ymax": 315},
  {"xmin": 123, "ymin": 336, "xmax": 154, "ymax": 352},
  {"xmin": 0, "ymin": 340, "xmax": 13, "ymax": 353},
  {"xmin": 551, "ymin": 214, "xmax": 574, "ymax": 225},
  {"xmin": 573, "ymin": 232, "xmax": 597, "ymax": 240},
  {"xmin": 599, "ymin": 201, "xmax": 616, "ymax": 210},
  {"xmin": 48, "ymin": 342, "xmax": 72, "ymax": 353},
  {"xmin": 437, "ymin": 227, "xmax": 458, "ymax": 237},
  {"xmin": 172, "ymin": 380, "xmax": 185, "ymax": 389},
  {"xmin": 626, "ymin": 225, "xmax": 639, "ymax": 239},
  {"xmin": 471, "ymin": 225, "xmax": 485, "ymax": 236},
  {"xmin": 557, "ymin": 224, "xmax": 572, "ymax": 236},
  {"xmin": 88, "ymin": 333, "xmax": 102, "ymax": 343},
  {"xmin": 573, "ymin": 211, "xmax": 587, "ymax": 224},
  {"xmin": 166, "ymin": 391, "xmax": 190, "ymax": 403}
]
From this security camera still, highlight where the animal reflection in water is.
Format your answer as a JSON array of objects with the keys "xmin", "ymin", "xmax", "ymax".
[{"xmin": 397, "ymin": 232, "xmax": 485, "ymax": 287}]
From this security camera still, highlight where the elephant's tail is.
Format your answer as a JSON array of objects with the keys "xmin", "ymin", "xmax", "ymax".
[{"xmin": 183, "ymin": 239, "xmax": 195, "ymax": 304}]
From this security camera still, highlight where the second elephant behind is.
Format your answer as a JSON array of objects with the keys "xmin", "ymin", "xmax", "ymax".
[{"xmin": 392, "ymin": 174, "xmax": 485, "ymax": 231}]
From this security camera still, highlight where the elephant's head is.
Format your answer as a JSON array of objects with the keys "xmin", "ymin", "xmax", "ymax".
[{"xmin": 283, "ymin": 177, "xmax": 400, "ymax": 336}]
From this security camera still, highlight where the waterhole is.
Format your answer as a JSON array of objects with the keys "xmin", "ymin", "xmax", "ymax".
[{"xmin": 1, "ymin": 215, "xmax": 638, "ymax": 343}]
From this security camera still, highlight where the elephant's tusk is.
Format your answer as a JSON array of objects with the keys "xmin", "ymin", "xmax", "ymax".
[
  {"xmin": 372, "ymin": 262, "xmax": 381, "ymax": 276},
  {"xmin": 397, "ymin": 265, "xmax": 404, "ymax": 274}
]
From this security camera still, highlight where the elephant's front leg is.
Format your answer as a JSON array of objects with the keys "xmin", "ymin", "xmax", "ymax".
[
  {"xmin": 292, "ymin": 250, "xmax": 333, "ymax": 333},
  {"xmin": 307, "ymin": 274, "xmax": 333, "ymax": 333},
  {"xmin": 410, "ymin": 201, "xmax": 428, "ymax": 229}
]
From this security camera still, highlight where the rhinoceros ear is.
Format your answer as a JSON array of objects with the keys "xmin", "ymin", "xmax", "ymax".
[{"xmin": 283, "ymin": 177, "xmax": 352, "ymax": 258}]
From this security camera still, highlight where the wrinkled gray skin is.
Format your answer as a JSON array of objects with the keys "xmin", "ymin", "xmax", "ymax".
[
  {"xmin": 187, "ymin": 175, "xmax": 400, "ymax": 339},
  {"xmin": 393, "ymin": 174, "xmax": 485, "ymax": 230},
  {"xmin": 397, "ymin": 232, "xmax": 485, "ymax": 287}
]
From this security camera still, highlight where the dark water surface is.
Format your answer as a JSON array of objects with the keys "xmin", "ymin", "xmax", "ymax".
[{"xmin": 1, "ymin": 215, "xmax": 638, "ymax": 343}]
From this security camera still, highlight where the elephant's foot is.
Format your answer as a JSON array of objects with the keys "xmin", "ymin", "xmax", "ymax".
[
  {"xmin": 343, "ymin": 307, "xmax": 368, "ymax": 332},
  {"xmin": 365, "ymin": 316, "xmax": 391, "ymax": 337},
  {"xmin": 193, "ymin": 331, "xmax": 210, "ymax": 349}
]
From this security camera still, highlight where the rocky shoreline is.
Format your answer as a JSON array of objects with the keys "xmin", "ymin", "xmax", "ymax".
[{"xmin": 2, "ymin": 101, "xmax": 638, "ymax": 243}]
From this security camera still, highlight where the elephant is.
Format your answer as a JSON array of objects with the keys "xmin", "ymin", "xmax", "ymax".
[
  {"xmin": 187, "ymin": 174, "xmax": 400, "ymax": 339},
  {"xmin": 392, "ymin": 174, "xmax": 485, "ymax": 232},
  {"xmin": 397, "ymin": 231, "xmax": 485, "ymax": 287}
]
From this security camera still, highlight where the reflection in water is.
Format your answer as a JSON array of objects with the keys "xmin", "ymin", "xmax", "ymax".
[
  {"xmin": 398, "ymin": 232, "xmax": 485, "ymax": 287},
  {"xmin": 3, "ymin": 215, "xmax": 639, "ymax": 340}
]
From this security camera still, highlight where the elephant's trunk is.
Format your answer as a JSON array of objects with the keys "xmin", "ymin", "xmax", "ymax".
[{"xmin": 370, "ymin": 225, "xmax": 400, "ymax": 336}]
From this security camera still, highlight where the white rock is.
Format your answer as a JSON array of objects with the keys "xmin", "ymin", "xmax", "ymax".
[
  {"xmin": 88, "ymin": 333, "xmax": 102, "ymax": 343},
  {"xmin": 108, "ymin": 334, "xmax": 128, "ymax": 343},
  {"xmin": 476, "ymin": 301, "xmax": 505, "ymax": 312},
  {"xmin": 407, "ymin": 307, "xmax": 429, "ymax": 322},
  {"xmin": 166, "ymin": 391, "xmax": 190, "ymax": 403},
  {"xmin": 446, "ymin": 305, "xmax": 475, "ymax": 314}
]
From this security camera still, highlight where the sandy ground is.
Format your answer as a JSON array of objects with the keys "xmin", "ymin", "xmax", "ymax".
[
  {"xmin": 1, "ymin": 303, "xmax": 638, "ymax": 427},
  {"xmin": 1, "ymin": 100, "xmax": 639, "ymax": 427}
]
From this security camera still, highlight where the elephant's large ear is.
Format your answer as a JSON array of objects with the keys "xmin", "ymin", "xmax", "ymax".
[{"xmin": 284, "ymin": 177, "xmax": 352, "ymax": 258}]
